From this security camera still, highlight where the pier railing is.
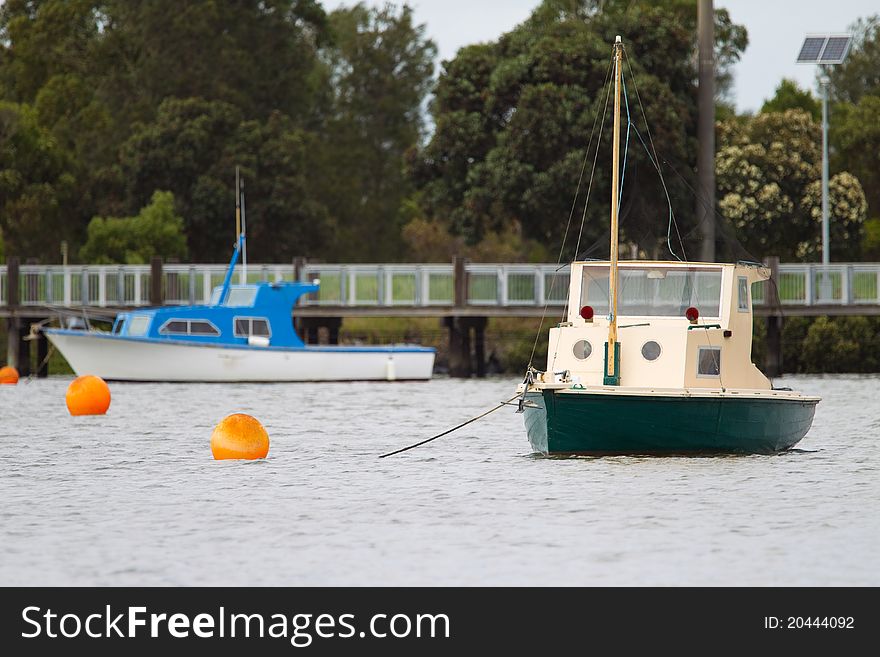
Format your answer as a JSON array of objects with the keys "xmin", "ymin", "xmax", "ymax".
[
  {"xmin": 1, "ymin": 261, "xmax": 879, "ymax": 308},
  {"xmin": 0, "ymin": 262, "xmax": 572, "ymax": 308}
]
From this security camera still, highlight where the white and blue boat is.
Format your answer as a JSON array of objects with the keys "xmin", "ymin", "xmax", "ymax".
[{"xmin": 44, "ymin": 180, "xmax": 435, "ymax": 382}]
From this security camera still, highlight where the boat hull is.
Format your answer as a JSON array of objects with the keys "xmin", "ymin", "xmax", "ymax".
[
  {"xmin": 523, "ymin": 388, "xmax": 818, "ymax": 455},
  {"xmin": 44, "ymin": 330, "xmax": 435, "ymax": 382}
]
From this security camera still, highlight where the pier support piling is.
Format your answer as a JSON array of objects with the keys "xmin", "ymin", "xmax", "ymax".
[
  {"xmin": 444, "ymin": 316, "xmax": 488, "ymax": 378},
  {"xmin": 36, "ymin": 329, "xmax": 49, "ymax": 377},
  {"xmin": 763, "ymin": 256, "xmax": 783, "ymax": 377}
]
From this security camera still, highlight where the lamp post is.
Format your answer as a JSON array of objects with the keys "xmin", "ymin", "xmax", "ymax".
[
  {"xmin": 796, "ymin": 34, "xmax": 852, "ymax": 298},
  {"xmin": 820, "ymin": 75, "xmax": 830, "ymax": 269}
]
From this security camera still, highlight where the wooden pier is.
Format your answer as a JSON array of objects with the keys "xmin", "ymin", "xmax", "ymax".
[{"xmin": 4, "ymin": 256, "xmax": 880, "ymax": 377}]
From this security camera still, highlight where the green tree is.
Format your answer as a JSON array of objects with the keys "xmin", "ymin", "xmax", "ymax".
[
  {"xmin": 0, "ymin": 101, "xmax": 75, "ymax": 259},
  {"xmin": 0, "ymin": 1, "xmax": 335, "ymax": 259},
  {"xmin": 716, "ymin": 109, "xmax": 867, "ymax": 260},
  {"xmin": 412, "ymin": 0, "xmax": 748, "ymax": 260},
  {"xmin": 760, "ymin": 79, "xmax": 820, "ymax": 121},
  {"xmin": 317, "ymin": 2, "xmax": 436, "ymax": 261},
  {"xmin": 120, "ymin": 98, "xmax": 333, "ymax": 262},
  {"xmin": 79, "ymin": 190, "xmax": 187, "ymax": 264},
  {"xmin": 832, "ymin": 94, "xmax": 880, "ymax": 230},
  {"xmin": 824, "ymin": 15, "xmax": 880, "ymax": 104}
]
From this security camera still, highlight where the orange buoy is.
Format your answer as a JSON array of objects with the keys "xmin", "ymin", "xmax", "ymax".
[
  {"xmin": 65, "ymin": 375, "xmax": 111, "ymax": 416},
  {"xmin": 0, "ymin": 366, "xmax": 19, "ymax": 385},
  {"xmin": 211, "ymin": 413, "xmax": 270, "ymax": 460}
]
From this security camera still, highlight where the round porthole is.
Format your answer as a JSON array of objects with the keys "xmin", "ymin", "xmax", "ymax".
[
  {"xmin": 573, "ymin": 340, "xmax": 592, "ymax": 360},
  {"xmin": 641, "ymin": 340, "xmax": 661, "ymax": 361}
]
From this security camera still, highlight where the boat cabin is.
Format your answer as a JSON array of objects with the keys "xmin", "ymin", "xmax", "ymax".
[
  {"xmin": 109, "ymin": 281, "xmax": 318, "ymax": 349},
  {"xmin": 544, "ymin": 261, "xmax": 771, "ymax": 390}
]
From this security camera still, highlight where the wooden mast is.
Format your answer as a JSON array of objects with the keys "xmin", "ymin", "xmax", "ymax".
[{"xmin": 605, "ymin": 36, "xmax": 623, "ymax": 386}]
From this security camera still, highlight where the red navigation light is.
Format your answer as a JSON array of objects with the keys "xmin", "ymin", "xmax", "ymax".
[
  {"xmin": 685, "ymin": 306, "xmax": 699, "ymax": 323},
  {"xmin": 580, "ymin": 305, "xmax": 594, "ymax": 321}
]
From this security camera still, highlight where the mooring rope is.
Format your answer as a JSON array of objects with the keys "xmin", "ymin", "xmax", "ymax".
[{"xmin": 379, "ymin": 395, "xmax": 520, "ymax": 458}]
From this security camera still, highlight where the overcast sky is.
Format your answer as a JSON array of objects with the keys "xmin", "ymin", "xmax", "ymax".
[{"xmin": 331, "ymin": 0, "xmax": 877, "ymax": 112}]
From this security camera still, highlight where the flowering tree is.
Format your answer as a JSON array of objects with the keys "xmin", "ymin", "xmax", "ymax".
[{"xmin": 716, "ymin": 109, "xmax": 867, "ymax": 261}]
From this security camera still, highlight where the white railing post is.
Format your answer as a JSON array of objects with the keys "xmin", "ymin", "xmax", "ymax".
[
  {"xmin": 535, "ymin": 266, "xmax": 544, "ymax": 305},
  {"xmin": 134, "ymin": 270, "xmax": 142, "ymax": 305},
  {"xmin": 81, "ymin": 268, "xmax": 89, "ymax": 305},
  {"xmin": 845, "ymin": 264, "xmax": 852, "ymax": 305},
  {"xmin": 45, "ymin": 269, "xmax": 53, "ymax": 304},
  {"xmin": 499, "ymin": 266, "xmax": 507, "ymax": 305},
  {"xmin": 805, "ymin": 266, "xmax": 813, "ymax": 305},
  {"xmin": 420, "ymin": 268, "xmax": 429, "ymax": 306},
  {"xmin": 64, "ymin": 268, "xmax": 72, "ymax": 306},
  {"xmin": 98, "ymin": 267, "xmax": 106, "ymax": 306},
  {"xmin": 385, "ymin": 267, "xmax": 394, "ymax": 305}
]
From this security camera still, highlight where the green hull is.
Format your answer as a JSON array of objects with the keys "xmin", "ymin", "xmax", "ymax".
[{"xmin": 523, "ymin": 389, "xmax": 817, "ymax": 455}]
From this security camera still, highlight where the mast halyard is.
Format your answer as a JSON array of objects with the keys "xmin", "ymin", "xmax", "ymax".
[{"xmin": 605, "ymin": 36, "xmax": 623, "ymax": 386}]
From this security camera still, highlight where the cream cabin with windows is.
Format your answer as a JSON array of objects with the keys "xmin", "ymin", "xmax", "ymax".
[{"xmin": 541, "ymin": 261, "xmax": 771, "ymax": 391}]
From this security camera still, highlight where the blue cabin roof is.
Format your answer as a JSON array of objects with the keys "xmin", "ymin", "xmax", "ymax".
[{"xmin": 112, "ymin": 280, "xmax": 318, "ymax": 348}]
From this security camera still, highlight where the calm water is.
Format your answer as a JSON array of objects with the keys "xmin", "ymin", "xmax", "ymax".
[{"xmin": 0, "ymin": 375, "xmax": 877, "ymax": 586}]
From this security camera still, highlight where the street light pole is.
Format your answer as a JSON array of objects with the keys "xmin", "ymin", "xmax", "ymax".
[
  {"xmin": 697, "ymin": 0, "xmax": 715, "ymax": 262},
  {"xmin": 796, "ymin": 33, "xmax": 851, "ymax": 301},
  {"xmin": 820, "ymin": 75, "xmax": 830, "ymax": 267}
]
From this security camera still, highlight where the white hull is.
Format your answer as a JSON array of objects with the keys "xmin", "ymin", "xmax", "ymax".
[{"xmin": 45, "ymin": 332, "xmax": 435, "ymax": 382}]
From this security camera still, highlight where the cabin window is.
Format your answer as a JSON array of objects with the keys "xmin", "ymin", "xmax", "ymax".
[
  {"xmin": 127, "ymin": 316, "xmax": 151, "ymax": 336},
  {"xmin": 234, "ymin": 317, "xmax": 271, "ymax": 338},
  {"xmin": 697, "ymin": 347, "xmax": 721, "ymax": 377},
  {"xmin": 580, "ymin": 266, "xmax": 722, "ymax": 317},
  {"xmin": 159, "ymin": 319, "xmax": 220, "ymax": 336},
  {"xmin": 572, "ymin": 340, "xmax": 592, "ymax": 360},
  {"xmin": 641, "ymin": 341, "xmax": 662, "ymax": 361},
  {"xmin": 189, "ymin": 321, "xmax": 220, "ymax": 336},
  {"xmin": 225, "ymin": 287, "xmax": 257, "ymax": 307},
  {"xmin": 161, "ymin": 320, "xmax": 188, "ymax": 334},
  {"xmin": 737, "ymin": 276, "xmax": 749, "ymax": 312}
]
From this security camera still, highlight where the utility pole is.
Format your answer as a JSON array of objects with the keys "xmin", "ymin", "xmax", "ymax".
[{"xmin": 697, "ymin": 0, "xmax": 715, "ymax": 262}]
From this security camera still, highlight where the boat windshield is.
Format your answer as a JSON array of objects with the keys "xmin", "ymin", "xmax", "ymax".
[{"xmin": 580, "ymin": 265, "xmax": 722, "ymax": 317}]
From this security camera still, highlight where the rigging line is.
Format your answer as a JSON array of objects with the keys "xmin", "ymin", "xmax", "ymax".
[
  {"xmin": 618, "ymin": 72, "xmax": 632, "ymax": 210},
  {"xmin": 562, "ymin": 51, "xmax": 616, "ymax": 327},
  {"xmin": 526, "ymin": 52, "xmax": 614, "ymax": 369},
  {"xmin": 576, "ymin": 160, "xmax": 640, "ymax": 261},
  {"xmin": 572, "ymin": 52, "xmax": 615, "ymax": 267},
  {"xmin": 378, "ymin": 396, "xmax": 519, "ymax": 458},
  {"xmin": 630, "ymin": 124, "xmax": 685, "ymax": 261},
  {"xmin": 622, "ymin": 48, "xmax": 686, "ymax": 261},
  {"xmin": 658, "ymin": 153, "xmax": 760, "ymax": 263}
]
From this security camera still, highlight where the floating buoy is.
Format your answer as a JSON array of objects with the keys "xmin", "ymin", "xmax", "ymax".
[
  {"xmin": 65, "ymin": 375, "xmax": 111, "ymax": 415},
  {"xmin": 211, "ymin": 413, "xmax": 269, "ymax": 460},
  {"xmin": 0, "ymin": 366, "xmax": 19, "ymax": 385}
]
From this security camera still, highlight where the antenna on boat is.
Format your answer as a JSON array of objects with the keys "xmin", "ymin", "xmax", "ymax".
[
  {"xmin": 217, "ymin": 167, "xmax": 247, "ymax": 305},
  {"xmin": 240, "ymin": 176, "xmax": 248, "ymax": 285},
  {"xmin": 604, "ymin": 36, "xmax": 623, "ymax": 386}
]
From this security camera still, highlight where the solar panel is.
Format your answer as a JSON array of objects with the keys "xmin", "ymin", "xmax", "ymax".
[
  {"xmin": 797, "ymin": 36, "xmax": 827, "ymax": 63},
  {"xmin": 797, "ymin": 34, "xmax": 853, "ymax": 64},
  {"xmin": 819, "ymin": 36, "xmax": 852, "ymax": 63}
]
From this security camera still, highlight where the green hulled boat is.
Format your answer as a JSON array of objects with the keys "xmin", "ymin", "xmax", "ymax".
[{"xmin": 517, "ymin": 38, "xmax": 819, "ymax": 455}]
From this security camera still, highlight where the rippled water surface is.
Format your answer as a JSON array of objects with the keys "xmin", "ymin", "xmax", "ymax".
[{"xmin": 1, "ymin": 375, "xmax": 877, "ymax": 586}]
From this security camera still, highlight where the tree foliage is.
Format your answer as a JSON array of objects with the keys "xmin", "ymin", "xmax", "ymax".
[
  {"xmin": 716, "ymin": 109, "xmax": 867, "ymax": 260},
  {"xmin": 0, "ymin": 0, "xmax": 434, "ymax": 263},
  {"xmin": 411, "ymin": 0, "xmax": 748, "ymax": 261},
  {"xmin": 825, "ymin": 15, "xmax": 880, "ymax": 105},
  {"xmin": 760, "ymin": 79, "xmax": 820, "ymax": 121},
  {"xmin": 314, "ymin": 2, "xmax": 436, "ymax": 261},
  {"xmin": 79, "ymin": 190, "xmax": 187, "ymax": 264},
  {"xmin": 0, "ymin": 100, "xmax": 74, "ymax": 259}
]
